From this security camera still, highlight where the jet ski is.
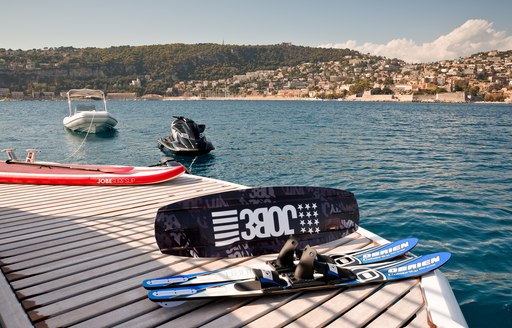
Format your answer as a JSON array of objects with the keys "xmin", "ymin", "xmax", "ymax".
[{"xmin": 157, "ymin": 116, "xmax": 215, "ymax": 156}]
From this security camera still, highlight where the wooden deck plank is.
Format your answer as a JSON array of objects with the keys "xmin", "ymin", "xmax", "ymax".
[
  {"xmin": 112, "ymin": 300, "xmax": 214, "ymax": 328},
  {"xmin": 3, "ymin": 218, "xmax": 154, "ymax": 269},
  {"xmin": 0, "ymin": 202, "xmax": 154, "ymax": 238},
  {"xmin": 406, "ymin": 307, "xmax": 430, "ymax": 328},
  {"xmin": 0, "ymin": 181, "xmax": 234, "ymax": 228},
  {"xmin": 0, "ymin": 184, "xmax": 131, "ymax": 208},
  {"xmin": 200, "ymin": 293, "xmax": 300, "ymax": 328},
  {"xmin": 1, "ymin": 220, "xmax": 153, "ymax": 258},
  {"xmin": 0, "ymin": 183, "xmax": 167, "ymax": 212},
  {"xmin": 2, "ymin": 223, "xmax": 152, "ymax": 264},
  {"xmin": 0, "ymin": 207, "xmax": 158, "ymax": 251},
  {"xmin": 366, "ymin": 284, "xmax": 424, "ymax": 328},
  {"xmin": 16, "ymin": 250, "xmax": 166, "ymax": 299},
  {"xmin": 0, "ymin": 195, "xmax": 154, "ymax": 231},
  {"xmin": 22, "ymin": 250, "xmax": 216, "ymax": 306},
  {"xmin": 4, "ymin": 235, "xmax": 158, "ymax": 279},
  {"xmin": 3, "ymin": 226, "xmax": 155, "ymax": 273},
  {"xmin": 0, "ymin": 178, "xmax": 223, "ymax": 212},
  {"xmin": 10, "ymin": 240, "xmax": 157, "ymax": 289},
  {"xmin": 1, "ymin": 182, "xmax": 238, "ymax": 252},
  {"xmin": 260, "ymin": 284, "xmax": 379, "ymax": 328},
  {"xmin": 32, "ymin": 257, "xmax": 251, "ymax": 327},
  {"xmin": 324, "ymin": 279, "xmax": 418, "ymax": 327},
  {"xmin": 157, "ymin": 298, "xmax": 255, "ymax": 328},
  {"xmin": 0, "ymin": 177, "xmax": 234, "ymax": 225}
]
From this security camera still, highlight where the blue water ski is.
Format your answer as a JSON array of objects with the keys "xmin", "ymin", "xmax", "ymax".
[
  {"xmin": 147, "ymin": 251, "xmax": 450, "ymax": 303},
  {"xmin": 142, "ymin": 237, "xmax": 417, "ymax": 290},
  {"xmin": 325, "ymin": 237, "xmax": 418, "ymax": 265}
]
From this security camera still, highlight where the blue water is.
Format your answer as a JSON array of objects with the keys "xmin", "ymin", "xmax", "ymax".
[{"xmin": 1, "ymin": 100, "xmax": 511, "ymax": 327}]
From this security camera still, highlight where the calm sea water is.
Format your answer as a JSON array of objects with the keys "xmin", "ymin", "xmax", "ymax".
[{"xmin": 1, "ymin": 100, "xmax": 511, "ymax": 326}]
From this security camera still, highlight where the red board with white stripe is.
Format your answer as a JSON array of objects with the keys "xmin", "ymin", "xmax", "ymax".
[{"xmin": 0, "ymin": 161, "xmax": 186, "ymax": 186}]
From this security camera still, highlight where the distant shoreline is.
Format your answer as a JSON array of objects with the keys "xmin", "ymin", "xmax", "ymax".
[{"xmin": 1, "ymin": 95, "xmax": 512, "ymax": 104}]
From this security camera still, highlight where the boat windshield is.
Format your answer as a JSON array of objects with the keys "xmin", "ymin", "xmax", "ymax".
[
  {"xmin": 67, "ymin": 89, "xmax": 108, "ymax": 115},
  {"xmin": 75, "ymin": 104, "xmax": 97, "ymax": 112}
]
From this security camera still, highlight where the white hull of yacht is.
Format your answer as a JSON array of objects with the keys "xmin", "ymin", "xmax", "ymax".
[{"xmin": 63, "ymin": 111, "xmax": 117, "ymax": 133}]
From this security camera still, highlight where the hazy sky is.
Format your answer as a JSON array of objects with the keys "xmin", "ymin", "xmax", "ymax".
[{"xmin": 2, "ymin": 0, "xmax": 512, "ymax": 63}]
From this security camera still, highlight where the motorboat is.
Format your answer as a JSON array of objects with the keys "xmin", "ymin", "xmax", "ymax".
[
  {"xmin": 158, "ymin": 116, "xmax": 215, "ymax": 156},
  {"xmin": 63, "ymin": 89, "xmax": 117, "ymax": 134}
]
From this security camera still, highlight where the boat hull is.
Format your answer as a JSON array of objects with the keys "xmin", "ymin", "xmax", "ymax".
[
  {"xmin": 63, "ymin": 111, "xmax": 118, "ymax": 133},
  {"xmin": 0, "ymin": 161, "xmax": 186, "ymax": 186},
  {"xmin": 158, "ymin": 136, "xmax": 214, "ymax": 156}
]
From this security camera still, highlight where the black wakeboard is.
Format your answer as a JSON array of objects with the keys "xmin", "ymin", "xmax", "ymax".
[{"xmin": 155, "ymin": 186, "xmax": 359, "ymax": 257}]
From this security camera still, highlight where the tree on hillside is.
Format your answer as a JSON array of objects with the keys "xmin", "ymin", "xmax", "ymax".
[
  {"xmin": 349, "ymin": 79, "xmax": 371, "ymax": 95},
  {"xmin": 453, "ymin": 80, "xmax": 469, "ymax": 92}
]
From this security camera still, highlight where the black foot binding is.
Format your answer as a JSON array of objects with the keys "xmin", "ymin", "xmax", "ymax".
[
  {"xmin": 269, "ymin": 236, "xmax": 299, "ymax": 270},
  {"xmin": 294, "ymin": 246, "xmax": 317, "ymax": 280},
  {"xmin": 296, "ymin": 247, "xmax": 334, "ymax": 264}
]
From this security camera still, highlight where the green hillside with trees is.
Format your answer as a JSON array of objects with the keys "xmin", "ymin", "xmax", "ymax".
[{"xmin": 0, "ymin": 43, "xmax": 360, "ymax": 95}]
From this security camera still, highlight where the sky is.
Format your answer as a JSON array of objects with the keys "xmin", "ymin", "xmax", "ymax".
[{"xmin": 1, "ymin": 0, "xmax": 512, "ymax": 63}]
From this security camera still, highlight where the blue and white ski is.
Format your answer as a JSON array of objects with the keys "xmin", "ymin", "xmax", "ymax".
[
  {"xmin": 147, "ymin": 252, "xmax": 450, "ymax": 303},
  {"xmin": 142, "ymin": 237, "xmax": 417, "ymax": 289}
]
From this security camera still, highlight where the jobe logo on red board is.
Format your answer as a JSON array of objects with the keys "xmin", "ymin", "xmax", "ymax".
[{"xmin": 211, "ymin": 203, "xmax": 320, "ymax": 247}]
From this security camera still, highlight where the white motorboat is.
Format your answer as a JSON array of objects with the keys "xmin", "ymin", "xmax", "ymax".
[{"xmin": 63, "ymin": 89, "xmax": 117, "ymax": 133}]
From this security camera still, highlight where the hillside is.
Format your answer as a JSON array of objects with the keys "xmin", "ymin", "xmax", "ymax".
[{"xmin": 0, "ymin": 44, "xmax": 362, "ymax": 94}]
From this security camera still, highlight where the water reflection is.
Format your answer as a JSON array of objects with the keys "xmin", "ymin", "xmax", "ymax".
[
  {"xmin": 63, "ymin": 127, "xmax": 118, "ymax": 143},
  {"xmin": 61, "ymin": 128, "xmax": 120, "ymax": 163},
  {"xmin": 169, "ymin": 153, "xmax": 216, "ymax": 175}
]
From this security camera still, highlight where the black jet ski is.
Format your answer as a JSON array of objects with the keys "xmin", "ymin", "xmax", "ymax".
[{"xmin": 157, "ymin": 116, "xmax": 215, "ymax": 156}]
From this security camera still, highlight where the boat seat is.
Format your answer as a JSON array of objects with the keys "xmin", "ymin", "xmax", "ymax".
[{"xmin": 75, "ymin": 104, "xmax": 96, "ymax": 111}]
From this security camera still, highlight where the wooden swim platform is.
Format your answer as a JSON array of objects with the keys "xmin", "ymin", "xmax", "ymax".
[{"xmin": 0, "ymin": 174, "xmax": 466, "ymax": 327}]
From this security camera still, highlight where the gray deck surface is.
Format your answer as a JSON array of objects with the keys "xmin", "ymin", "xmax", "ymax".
[{"xmin": 0, "ymin": 174, "xmax": 430, "ymax": 327}]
